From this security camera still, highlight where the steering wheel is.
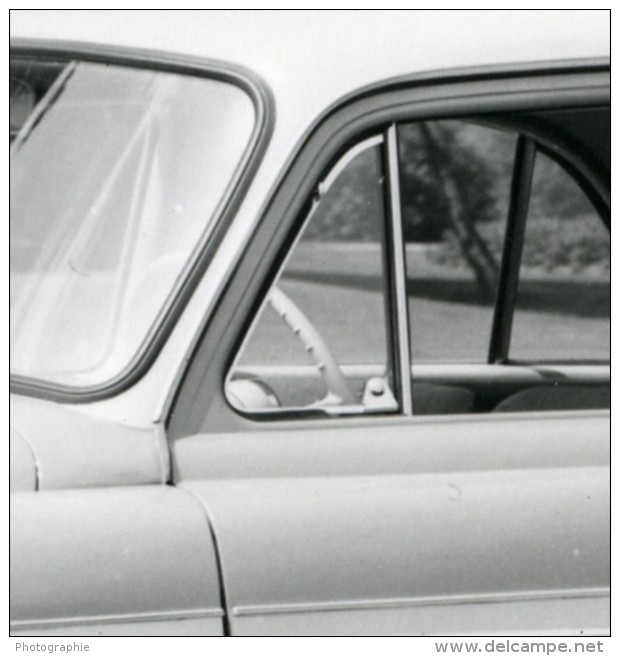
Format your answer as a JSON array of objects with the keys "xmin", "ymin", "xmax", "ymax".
[{"xmin": 268, "ymin": 286, "xmax": 357, "ymax": 405}]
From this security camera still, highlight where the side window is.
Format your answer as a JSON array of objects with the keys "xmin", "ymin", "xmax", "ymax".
[
  {"xmin": 398, "ymin": 118, "xmax": 609, "ymax": 415},
  {"xmin": 226, "ymin": 137, "xmax": 398, "ymax": 414},
  {"xmin": 398, "ymin": 121, "xmax": 516, "ymax": 363},
  {"xmin": 510, "ymin": 151, "xmax": 610, "ymax": 361},
  {"xmin": 224, "ymin": 111, "xmax": 609, "ymax": 421}
]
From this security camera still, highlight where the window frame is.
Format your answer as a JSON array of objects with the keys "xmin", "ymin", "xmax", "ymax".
[
  {"xmin": 486, "ymin": 135, "xmax": 537, "ymax": 364},
  {"xmin": 168, "ymin": 61, "xmax": 610, "ymax": 437}
]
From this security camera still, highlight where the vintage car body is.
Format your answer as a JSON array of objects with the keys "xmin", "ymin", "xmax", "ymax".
[{"xmin": 9, "ymin": 10, "xmax": 610, "ymax": 636}]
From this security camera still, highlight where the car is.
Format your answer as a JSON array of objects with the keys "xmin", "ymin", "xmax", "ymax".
[{"xmin": 9, "ymin": 10, "xmax": 610, "ymax": 637}]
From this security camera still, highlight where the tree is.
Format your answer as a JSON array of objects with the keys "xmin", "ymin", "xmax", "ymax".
[{"xmin": 399, "ymin": 121, "xmax": 515, "ymax": 297}]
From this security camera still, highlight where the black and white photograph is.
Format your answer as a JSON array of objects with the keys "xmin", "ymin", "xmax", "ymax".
[{"xmin": 9, "ymin": 8, "xmax": 611, "ymax": 648}]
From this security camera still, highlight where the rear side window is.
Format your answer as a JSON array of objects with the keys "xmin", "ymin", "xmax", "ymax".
[{"xmin": 510, "ymin": 151, "xmax": 610, "ymax": 361}]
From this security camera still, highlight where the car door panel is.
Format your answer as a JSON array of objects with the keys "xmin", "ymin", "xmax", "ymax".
[
  {"xmin": 175, "ymin": 412, "xmax": 609, "ymax": 636},
  {"xmin": 10, "ymin": 486, "xmax": 225, "ymax": 636},
  {"xmin": 172, "ymin": 412, "xmax": 609, "ymax": 480}
]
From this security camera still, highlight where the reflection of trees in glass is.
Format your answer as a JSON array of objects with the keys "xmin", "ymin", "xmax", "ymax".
[
  {"xmin": 399, "ymin": 122, "xmax": 511, "ymax": 241},
  {"xmin": 303, "ymin": 121, "xmax": 516, "ymax": 298},
  {"xmin": 523, "ymin": 152, "xmax": 609, "ymax": 273},
  {"xmin": 304, "ymin": 120, "xmax": 608, "ymax": 284},
  {"xmin": 529, "ymin": 153, "xmax": 593, "ymax": 221},
  {"xmin": 304, "ymin": 145, "xmax": 383, "ymax": 242},
  {"xmin": 306, "ymin": 122, "xmax": 514, "ymax": 246},
  {"xmin": 399, "ymin": 122, "xmax": 514, "ymax": 297}
]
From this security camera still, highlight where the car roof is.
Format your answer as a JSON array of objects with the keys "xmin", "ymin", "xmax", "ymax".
[{"xmin": 10, "ymin": 10, "xmax": 610, "ymax": 121}]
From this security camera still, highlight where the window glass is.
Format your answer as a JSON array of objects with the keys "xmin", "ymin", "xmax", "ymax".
[
  {"xmin": 10, "ymin": 57, "xmax": 255, "ymax": 387},
  {"xmin": 510, "ymin": 151, "xmax": 610, "ymax": 361},
  {"xmin": 223, "ymin": 115, "xmax": 609, "ymax": 423},
  {"xmin": 398, "ymin": 121, "xmax": 516, "ymax": 362},
  {"xmin": 227, "ymin": 138, "xmax": 397, "ymax": 414}
]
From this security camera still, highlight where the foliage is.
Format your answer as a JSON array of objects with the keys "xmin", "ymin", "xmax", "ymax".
[
  {"xmin": 430, "ymin": 215, "xmax": 610, "ymax": 274},
  {"xmin": 398, "ymin": 121, "xmax": 514, "ymax": 242},
  {"xmin": 303, "ymin": 119, "xmax": 609, "ymax": 277}
]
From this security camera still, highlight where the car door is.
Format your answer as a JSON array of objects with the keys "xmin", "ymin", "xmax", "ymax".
[{"xmin": 169, "ymin": 62, "xmax": 610, "ymax": 636}]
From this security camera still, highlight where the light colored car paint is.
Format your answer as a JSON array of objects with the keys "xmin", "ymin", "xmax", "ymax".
[
  {"xmin": 10, "ymin": 486, "xmax": 225, "ymax": 636},
  {"xmin": 9, "ymin": 10, "xmax": 610, "ymax": 637},
  {"xmin": 174, "ymin": 412, "xmax": 609, "ymax": 634},
  {"xmin": 10, "ymin": 394, "xmax": 168, "ymax": 491}
]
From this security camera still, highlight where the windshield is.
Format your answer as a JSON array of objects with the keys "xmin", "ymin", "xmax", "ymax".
[{"xmin": 10, "ymin": 56, "xmax": 255, "ymax": 388}]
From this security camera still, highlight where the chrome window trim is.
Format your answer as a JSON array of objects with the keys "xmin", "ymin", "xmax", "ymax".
[
  {"xmin": 318, "ymin": 134, "xmax": 383, "ymax": 193},
  {"xmin": 386, "ymin": 124, "xmax": 413, "ymax": 415}
]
